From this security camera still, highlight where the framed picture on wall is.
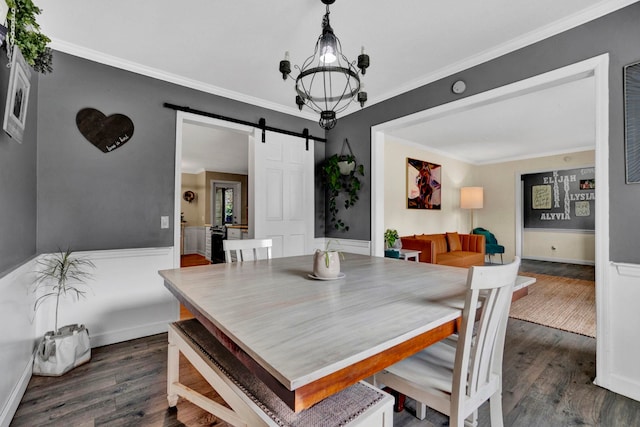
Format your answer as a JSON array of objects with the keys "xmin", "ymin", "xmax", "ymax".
[
  {"xmin": 3, "ymin": 46, "xmax": 32, "ymax": 144},
  {"xmin": 407, "ymin": 157, "xmax": 441, "ymax": 210},
  {"xmin": 624, "ymin": 60, "xmax": 640, "ymax": 183}
]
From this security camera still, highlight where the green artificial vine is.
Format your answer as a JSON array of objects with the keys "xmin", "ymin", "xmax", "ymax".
[
  {"xmin": 321, "ymin": 154, "xmax": 365, "ymax": 231},
  {"xmin": 6, "ymin": 0, "xmax": 52, "ymax": 73}
]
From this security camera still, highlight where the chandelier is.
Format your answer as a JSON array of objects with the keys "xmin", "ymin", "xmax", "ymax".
[{"xmin": 278, "ymin": 0, "xmax": 370, "ymax": 130}]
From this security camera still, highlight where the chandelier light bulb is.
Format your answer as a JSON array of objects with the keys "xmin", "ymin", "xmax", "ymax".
[
  {"xmin": 320, "ymin": 48, "xmax": 337, "ymax": 64},
  {"xmin": 319, "ymin": 33, "xmax": 338, "ymax": 64}
]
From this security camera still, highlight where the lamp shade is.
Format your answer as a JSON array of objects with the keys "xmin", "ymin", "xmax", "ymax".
[{"xmin": 460, "ymin": 187, "xmax": 484, "ymax": 209}]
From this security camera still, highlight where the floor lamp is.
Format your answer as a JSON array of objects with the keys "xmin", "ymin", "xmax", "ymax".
[{"xmin": 460, "ymin": 187, "xmax": 483, "ymax": 231}]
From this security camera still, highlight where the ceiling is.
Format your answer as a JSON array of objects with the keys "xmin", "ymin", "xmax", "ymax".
[
  {"xmin": 35, "ymin": 0, "xmax": 631, "ymax": 168},
  {"xmin": 181, "ymin": 123, "xmax": 249, "ymax": 174},
  {"xmin": 386, "ymin": 76, "xmax": 596, "ymax": 165}
]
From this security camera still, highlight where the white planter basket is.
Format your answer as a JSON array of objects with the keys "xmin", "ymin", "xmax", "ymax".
[{"xmin": 33, "ymin": 324, "xmax": 91, "ymax": 376}]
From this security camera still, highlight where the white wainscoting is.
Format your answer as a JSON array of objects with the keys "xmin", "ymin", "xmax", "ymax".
[
  {"xmin": 601, "ymin": 262, "xmax": 640, "ymax": 402},
  {"xmin": 0, "ymin": 258, "xmax": 37, "ymax": 427},
  {"xmin": 313, "ymin": 238, "xmax": 372, "ymax": 256},
  {"xmin": 34, "ymin": 247, "xmax": 178, "ymax": 348},
  {"xmin": 0, "ymin": 247, "xmax": 178, "ymax": 426}
]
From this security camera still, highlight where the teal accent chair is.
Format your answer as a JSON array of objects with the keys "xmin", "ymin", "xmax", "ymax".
[{"xmin": 472, "ymin": 227, "xmax": 504, "ymax": 264}]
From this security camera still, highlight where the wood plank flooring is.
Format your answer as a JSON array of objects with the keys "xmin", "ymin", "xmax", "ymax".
[
  {"xmin": 180, "ymin": 254, "xmax": 211, "ymax": 268},
  {"xmin": 13, "ymin": 320, "xmax": 640, "ymax": 426},
  {"xmin": 179, "ymin": 255, "xmax": 209, "ymax": 318},
  {"xmin": 12, "ymin": 260, "xmax": 640, "ymax": 426}
]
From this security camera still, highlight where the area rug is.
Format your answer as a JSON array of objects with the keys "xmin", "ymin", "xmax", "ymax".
[{"xmin": 509, "ymin": 273, "xmax": 596, "ymax": 338}]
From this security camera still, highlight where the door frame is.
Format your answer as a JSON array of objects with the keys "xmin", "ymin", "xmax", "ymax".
[
  {"xmin": 173, "ymin": 111, "xmax": 254, "ymax": 268},
  {"xmin": 370, "ymin": 54, "xmax": 610, "ymax": 385}
]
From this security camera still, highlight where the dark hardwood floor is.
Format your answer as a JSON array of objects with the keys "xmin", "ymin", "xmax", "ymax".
[
  {"xmin": 520, "ymin": 258, "xmax": 595, "ymax": 281},
  {"xmin": 13, "ymin": 260, "xmax": 636, "ymax": 427}
]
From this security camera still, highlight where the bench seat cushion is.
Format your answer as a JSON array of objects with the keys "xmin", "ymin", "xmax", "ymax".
[{"xmin": 173, "ymin": 319, "xmax": 388, "ymax": 426}]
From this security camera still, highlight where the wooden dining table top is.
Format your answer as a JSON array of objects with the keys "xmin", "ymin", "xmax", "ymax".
[{"xmin": 159, "ymin": 253, "xmax": 534, "ymax": 412}]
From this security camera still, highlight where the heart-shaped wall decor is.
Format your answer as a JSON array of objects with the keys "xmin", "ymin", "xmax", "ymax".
[{"xmin": 76, "ymin": 108, "xmax": 135, "ymax": 153}]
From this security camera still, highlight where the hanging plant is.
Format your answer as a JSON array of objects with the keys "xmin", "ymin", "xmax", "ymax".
[
  {"xmin": 6, "ymin": 0, "xmax": 52, "ymax": 73},
  {"xmin": 322, "ymin": 153, "xmax": 365, "ymax": 231}
]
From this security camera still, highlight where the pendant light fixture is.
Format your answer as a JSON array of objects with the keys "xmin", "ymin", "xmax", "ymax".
[{"xmin": 278, "ymin": 0, "xmax": 370, "ymax": 130}]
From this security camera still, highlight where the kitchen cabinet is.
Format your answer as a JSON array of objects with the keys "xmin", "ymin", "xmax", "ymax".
[
  {"xmin": 205, "ymin": 227, "xmax": 212, "ymax": 261},
  {"xmin": 227, "ymin": 227, "xmax": 243, "ymax": 240},
  {"xmin": 184, "ymin": 226, "xmax": 207, "ymax": 255}
]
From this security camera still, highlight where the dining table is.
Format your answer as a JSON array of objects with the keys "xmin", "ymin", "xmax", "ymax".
[{"xmin": 159, "ymin": 253, "xmax": 534, "ymax": 413}]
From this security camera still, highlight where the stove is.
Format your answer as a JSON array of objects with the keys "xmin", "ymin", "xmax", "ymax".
[{"xmin": 210, "ymin": 226, "xmax": 226, "ymax": 263}]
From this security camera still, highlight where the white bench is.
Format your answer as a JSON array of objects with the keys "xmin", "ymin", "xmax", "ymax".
[{"xmin": 168, "ymin": 319, "xmax": 394, "ymax": 426}]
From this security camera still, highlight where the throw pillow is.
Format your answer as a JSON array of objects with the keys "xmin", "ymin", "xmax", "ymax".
[{"xmin": 446, "ymin": 232, "xmax": 462, "ymax": 252}]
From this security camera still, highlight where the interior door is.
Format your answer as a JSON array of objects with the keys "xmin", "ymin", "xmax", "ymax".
[{"xmin": 250, "ymin": 130, "xmax": 315, "ymax": 258}]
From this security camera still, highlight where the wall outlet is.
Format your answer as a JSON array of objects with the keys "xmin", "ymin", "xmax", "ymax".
[{"xmin": 161, "ymin": 216, "xmax": 169, "ymax": 229}]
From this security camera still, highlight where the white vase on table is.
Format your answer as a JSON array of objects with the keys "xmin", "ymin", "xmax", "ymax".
[{"xmin": 313, "ymin": 249, "xmax": 341, "ymax": 279}]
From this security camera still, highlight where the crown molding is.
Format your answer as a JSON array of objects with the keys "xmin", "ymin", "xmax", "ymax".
[
  {"xmin": 48, "ymin": 39, "xmax": 319, "ymax": 123},
  {"xmin": 365, "ymin": 0, "xmax": 638, "ymax": 109},
  {"xmin": 49, "ymin": 0, "xmax": 635, "ymax": 119}
]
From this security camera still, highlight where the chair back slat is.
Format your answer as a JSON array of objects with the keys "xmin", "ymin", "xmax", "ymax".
[
  {"xmin": 223, "ymin": 239, "xmax": 273, "ymax": 263},
  {"xmin": 451, "ymin": 257, "xmax": 520, "ymax": 404}
]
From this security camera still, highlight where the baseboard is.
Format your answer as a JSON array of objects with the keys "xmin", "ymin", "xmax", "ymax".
[
  {"xmin": 89, "ymin": 316, "xmax": 177, "ymax": 348},
  {"xmin": 0, "ymin": 357, "xmax": 32, "ymax": 427},
  {"xmin": 523, "ymin": 255, "xmax": 595, "ymax": 266},
  {"xmin": 607, "ymin": 373, "xmax": 640, "ymax": 403},
  {"xmin": 315, "ymin": 238, "xmax": 371, "ymax": 256}
]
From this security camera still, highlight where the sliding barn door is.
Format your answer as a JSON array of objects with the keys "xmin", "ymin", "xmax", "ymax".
[{"xmin": 249, "ymin": 130, "xmax": 315, "ymax": 258}]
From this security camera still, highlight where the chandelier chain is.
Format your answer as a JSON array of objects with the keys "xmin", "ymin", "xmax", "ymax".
[{"xmin": 6, "ymin": 5, "xmax": 16, "ymax": 67}]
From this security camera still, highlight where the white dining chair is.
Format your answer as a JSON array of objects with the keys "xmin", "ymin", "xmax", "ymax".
[
  {"xmin": 374, "ymin": 257, "xmax": 521, "ymax": 427},
  {"xmin": 223, "ymin": 238, "xmax": 272, "ymax": 263}
]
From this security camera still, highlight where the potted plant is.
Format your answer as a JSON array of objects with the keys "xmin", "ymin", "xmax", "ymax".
[
  {"xmin": 321, "ymin": 153, "xmax": 365, "ymax": 231},
  {"xmin": 337, "ymin": 154, "xmax": 356, "ymax": 175},
  {"xmin": 384, "ymin": 229, "xmax": 400, "ymax": 249},
  {"xmin": 31, "ymin": 249, "xmax": 95, "ymax": 376},
  {"xmin": 312, "ymin": 240, "xmax": 344, "ymax": 279},
  {"xmin": 336, "ymin": 138, "xmax": 356, "ymax": 175}
]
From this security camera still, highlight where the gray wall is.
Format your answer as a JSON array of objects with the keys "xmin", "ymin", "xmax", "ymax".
[
  {"xmin": 0, "ymin": 54, "xmax": 38, "ymax": 275},
  {"xmin": 327, "ymin": 2, "xmax": 640, "ymax": 264},
  {"xmin": 36, "ymin": 52, "xmax": 323, "ymax": 253},
  {"xmin": 6, "ymin": 3, "xmax": 640, "ymax": 264}
]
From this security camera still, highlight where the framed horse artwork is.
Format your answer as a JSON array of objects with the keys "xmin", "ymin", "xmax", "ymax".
[{"xmin": 407, "ymin": 157, "xmax": 441, "ymax": 210}]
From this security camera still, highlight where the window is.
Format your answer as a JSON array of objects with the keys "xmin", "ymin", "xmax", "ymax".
[{"xmin": 212, "ymin": 181, "xmax": 241, "ymax": 226}]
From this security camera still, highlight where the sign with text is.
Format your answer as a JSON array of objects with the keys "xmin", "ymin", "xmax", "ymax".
[{"xmin": 523, "ymin": 167, "xmax": 595, "ymax": 230}]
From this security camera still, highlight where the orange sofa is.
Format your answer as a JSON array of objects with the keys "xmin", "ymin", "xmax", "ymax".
[{"xmin": 400, "ymin": 232, "xmax": 485, "ymax": 268}]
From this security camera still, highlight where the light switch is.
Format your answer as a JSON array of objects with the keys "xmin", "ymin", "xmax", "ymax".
[{"xmin": 161, "ymin": 216, "xmax": 169, "ymax": 229}]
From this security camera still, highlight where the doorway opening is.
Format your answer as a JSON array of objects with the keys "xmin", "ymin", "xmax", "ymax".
[
  {"xmin": 370, "ymin": 54, "xmax": 609, "ymax": 385},
  {"xmin": 173, "ymin": 112, "xmax": 253, "ymax": 268}
]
